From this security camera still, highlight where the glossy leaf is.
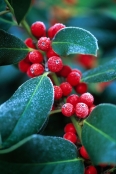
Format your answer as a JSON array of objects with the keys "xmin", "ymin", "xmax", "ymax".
[
  {"xmin": 0, "ymin": 29, "xmax": 30, "ymax": 65},
  {"xmin": 82, "ymin": 58, "xmax": 116, "ymax": 83},
  {"xmin": 52, "ymin": 27, "xmax": 98, "ymax": 56},
  {"xmin": 0, "ymin": 75, "xmax": 54, "ymax": 148},
  {"xmin": 0, "ymin": 135, "xmax": 84, "ymax": 174},
  {"xmin": 8, "ymin": 0, "xmax": 32, "ymax": 24},
  {"xmin": 82, "ymin": 104, "xmax": 116, "ymax": 165},
  {"xmin": 0, "ymin": 14, "xmax": 14, "ymax": 31},
  {"xmin": 0, "ymin": 0, "xmax": 13, "ymax": 30}
]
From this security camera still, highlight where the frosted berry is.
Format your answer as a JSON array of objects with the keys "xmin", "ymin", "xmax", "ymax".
[
  {"xmin": 29, "ymin": 50, "xmax": 43, "ymax": 64},
  {"xmin": 64, "ymin": 123, "xmax": 76, "ymax": 134},
  {"xmin": 38, "ymin": 37, "xmax": 51, "ymax": 51},
  {"xmin": 66, "ymin": 94, "xmax": 79, "ymax": 107},
  {"xmin": 57, "ymin": 65, "xmax": 72, "ymax": 77},
  {"xmin": 27, "ymin": 67, "xmax": 35, "ymax": 78},
  {"xmin": 67, "ymin": 71, "xmax": 81, "ymax": 86},
  {"xmin": 47, "ymin": 56, "xmax": 63, "ymax": 72},
  {"xmin": 31, "ymin": 21, "xmax": 46, "ymax": 38},
  {"xmin": 75, "ymin": 102, "xmax": 89, "ymax": 118},
  {"xmin": 72, "ymin": 69, "xmax": 82, "ymax": 76},
  {"xmin": 75, "ymin": 82, "xmax": 88, "ymax": 94},
  {"xmin": 62, "ymin": 103, "xmax": 74, "ymax": 117},
  {"xmin": 80, "ymin": 92, "xmax": 94, "ymax": 107},
  {"xmin": 60, "ymin": 82, "xmax": 72, "ymax": 96},
  {"xmin": 24, "ymin": 38, "xmax": 36, "ymax": 49},
  {"xmin": 63, "ymin": 132, "xmax": 77, "ymax": 144},
  {"xmin": 84, "ymin": 166, "xmax": 97, "ymax": 174},
  {"xmin": 79, "ymin": 146, "xmax": 90, "ymax": 159},
  {"xmin": 54, "ymin": 86, "xmax": 63, "ymax": 100},
  {"xmin": 18, "ymin": 59, "xmax": 31, "ymax": 73},
  {"xmin": 29, "ymin": 63, "xmax": 44, "ymax": 76},
  {"xmin": 48, "ymin": 23, "xmax": 66, "ymax": 39},
  {"xmin": 46, "ymin": 47, "xmax": 59, "ymax": 58}
]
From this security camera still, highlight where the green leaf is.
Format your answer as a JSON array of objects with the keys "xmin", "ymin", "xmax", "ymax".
[
  {"xmin": 8, "ymin": 0, "xmax": 32, "ymax": 24},
  {"xmin": 82, "ymin": 58, "xmax": 116, "ymax": 83},
  {"xmin": 52, "ymin": 27, "xmax": 98, "ymax": 56},
  {"xmin": 82, "ymin": 104, "xmax": 116, "ymax": 165},
  {"xmin": 0, "ymin": 0, "xmax": 13, "ymax": 30},
  {"xmin": 0, "ymin": 135, "xmax": 84, "ymax": 174},
  {"xmin": 0, "ymin": 0, "xmax": 6, "ymax": 10},
  {"xmin": 0, "ymin": 29, "xmax": 30, "ymax": 65},
  {"xmin": 0, "ymin": 75, "xmax": 54, "ymax": 148},
  {"xmin": 0, "ymin": 14, "xmax": 14, "ymax": 31}
]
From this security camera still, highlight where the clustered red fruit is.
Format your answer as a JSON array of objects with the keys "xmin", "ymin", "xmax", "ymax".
[
  {"xmin": 18, "ymin": 22, "xmax": 66, "ymax": 78},
  {"xmin": 63, "ymin": 123, "xmax": 80, "ymax": 144},
  {"xmin": 61, "ymin": 92, "xmax": 95, "ymax": 118},
  {"xmin": 19, "ymin": 21, "xmax": 98, "ymax": 173}
]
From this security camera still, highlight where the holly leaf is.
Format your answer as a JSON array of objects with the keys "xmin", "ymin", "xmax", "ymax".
[
  {"xmin": 8, "ymin": 0, "xmax": 32, "ymax": 24},
  {"xmin": 0, "ymin": 75, "xmax": 54, "ymax": 148},
  {"xmin": 0, "ymin": 135, "xmax": 84, "ymax": 174},
  {"xmin": 52, "ymin": 27, "xmax": 98, "ymax": 56},
  {"xmin": 0, "ymin": 29, "xmax": 30, "ymax": 65},
  {"xmin": 82, "ymin": 104, "xmax": 116, "ymax": 165},
  {"xmin": 82, "ymin": 58, "xmax": 116, "ymax": 83}
]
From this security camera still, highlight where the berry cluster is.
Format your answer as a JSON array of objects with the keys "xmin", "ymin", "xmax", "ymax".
[
  {"xmin": 63, "ymin": 123, "xmax": 98, "ymax": 174},
  {"xmin": 18, "ymin": 21, "xmax": 65, "ymax": 77},
  {"xmin": 18, "ymin": 21, "xmax": 99, "ymax": 174},
  {"xmin": 61, "ymin": 92, "xmax": 95, "ymax": 118},
  {"xmin": 63, "ymin": 123, "xmax": 79, "ymax": 144}
]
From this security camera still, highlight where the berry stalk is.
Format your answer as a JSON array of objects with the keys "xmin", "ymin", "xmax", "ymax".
[
  {"xmin": 4, "ymin": 0, "xmax": 14, "ymax": 15},
  {"xmin": 21, "ymin": 20, "xmax": 36, "ymax": 40},
  {"xmin": 70, "ymin": 115, "xmax": 82, "ymax": 143},
  {"xmin": 0, "ymin": 10, "xmax": 10, "ymax": 16},
  {"xmin": 50, "ymin": 72, "xmax": 60, "ymax": 86},
  {"xmin": 4, "ymin": 0, "xmax": 36, "ymax": 40}
]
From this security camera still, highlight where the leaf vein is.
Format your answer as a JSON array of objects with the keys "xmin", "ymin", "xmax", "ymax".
[{"xmin": 84, "ymin": 120, "xmax": 116, "ymax": 143}]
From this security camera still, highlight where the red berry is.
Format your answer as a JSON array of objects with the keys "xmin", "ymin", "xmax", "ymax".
[
  {"xmin": 64, "ymin": 123, "xmax": 76, "ymax": 134},
  {"xmin": 67, "ymin": 71, "xmax": 81, "ymax": 86},
  {"xmin": 79, "ymin": 146, "xmax": 90, "ymax": 159},
  {"xmin": 72, "ymin": 69, "xmax": 82, "ymax": 76},
  {"xmin": 61, "ymin": 103, "xmax": 74, "ymax": 117},
  {"xmin": 78, "ymin": 54, "xmax": 96, "ymax": 69},
  {"xmin": 31, "ymin": 21, "xmax": 46, "ymax": 38},
  {"xmin": 47, "ymin": 56, "xmax": 63, "ymax": 72},
  {"xmin": 29, "ymin": 63, "xmax": 44, "ymax": 76},
  {"xmin": 27, "ymin": 67, "xmax": 35, "ymax": 78},
  {"xmin": 66, "ymin": 94, "xmax": 79, "ymax": 107},
  {"xmin": 46, "ymin": 47, "xmax": 59, "ymax": 58},
  {"xmin": 63, "ymin": 132, "xmax": 77, "ymax": 144},
  {"xmin": 24, "ymin": 54, "xmax": 30, "ymax": 63},
  {"xmin": 54, "ymin": 86, "xmax": 63, "ymax": 100},
  {"xmin": 29, "ymin": 50, "xmax": 43, "ymax": 64},
  {"xmin": 48, "ymin": 23, "xmax": 66, "ymax": 39},
  {"xmin": 60, "ymin": 82, "xmax": 72, "ymax": 96},
  {"xmin": 75, "ymin": 82, "xmax": 88, "ymax": 94},
  {"xmin": 84, "ymin": 166, "xmax": 97, "ymax": 174},
  {"xmin": 24, "ymin": 38, "xmax": 36, "ymax": 49},
  {"xmin": 18, "ymin": 59, "xmax": 31, "ymax": 73},
  {"xmin": 75, "ymin": 102, "xmax": 89, "ymax": 118},
  {"xmin": 38, "ymin": 37, "xmax": 51, "ymax": 51},
  {"xmin": 80, "ymin": 92, "xmax": 94, "ymax": 107},
  {"xmin": 57, "ymin": 65, "xmax": 72, "ymax": 77},
  {"xmin": 89, "ymin": 105, "xmax": 96, "ymax": 114}
]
